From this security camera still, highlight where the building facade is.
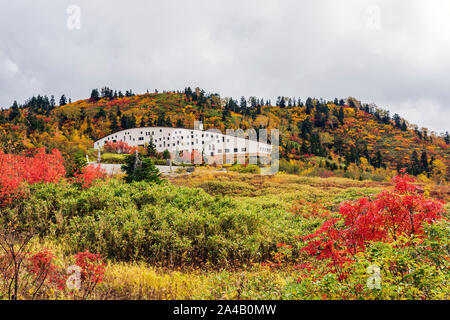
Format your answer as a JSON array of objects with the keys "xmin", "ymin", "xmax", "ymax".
[{"xmin": 94, "ymin": 123, "xmax": 273, "ymax": 164}]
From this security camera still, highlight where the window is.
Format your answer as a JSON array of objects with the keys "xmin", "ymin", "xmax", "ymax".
[
  {"xmin": 139, "ymin": 137, "xmax": 144, "ymax": 141},
  {"xmin": 242, "ymin": 148, "xmax": 246, "ymax": 152},
  {"xmin": 234, "ymin": 148, "xmax": 238, "ymax": 152}
]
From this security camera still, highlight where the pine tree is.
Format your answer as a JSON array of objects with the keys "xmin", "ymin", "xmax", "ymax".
[
  {"xmin": 59, "ymin": 95, "xmax": 67, "ymax": 106},
  {"xmin": 338, "ymin": 107, "xmax": 345, "ymax": 125},
  {"xmin": 110, "ymin": 114, "xmax": 119, "ymax": 132},
  {"xmin": 147, "ymin": 137, "xmax": 157, "ymax": 157},
  {"xmin": 9, "ymin": 101, "xmax": 20, "ymax": 121},
  {"xmin": 90, "ymin": 89, "xmax": 100, "ymax": 102},
  {"xmin": 409, "ymin": 150, "xmax": 421, "ymax": 175},
  {"xmin": 421, "ymin": 151, "xmax": 429, "ymax": 173},
  {"xmin": 122, "ymin": 153, "xmax": 161, "ymax": 184},
  {"xmin": 401, "ymin": 120, "xmax": 407, "ymax": 131}
]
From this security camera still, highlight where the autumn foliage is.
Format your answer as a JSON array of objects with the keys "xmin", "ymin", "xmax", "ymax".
[
  {"xmin": 72, "ymin": 164, "xmax": 106, "ymax": 189},
  {"xmin": 103, "ymin": 141, "xmax": 137, "ymax": 154},
  {"xmin": 0, "ymin": 149, "xmax": 66, "ymax": 205},
  {"xmin": 74, "ymin": 250, "xmax": 106, "ymax": 297},
  {"xmin": 299, "ymin": 170, "xmax": 445, "ymax": 275}
]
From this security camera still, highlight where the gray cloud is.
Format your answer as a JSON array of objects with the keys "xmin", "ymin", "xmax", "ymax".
[{"xmin": 0, "ymin": 0, "xmax": 448, "ymax": 133}]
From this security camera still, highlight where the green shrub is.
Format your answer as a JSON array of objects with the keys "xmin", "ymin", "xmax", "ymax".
[
  {"xmin": 6, "ymin": 180, "xmax": 302, "ymax": 267},
  {"xmin": 122, "ymin": 153, "xmax": 162, "ymax": 184},
  {"xmin": 229, "ymin": 164, "xmax": 260, "ymax": 174}
]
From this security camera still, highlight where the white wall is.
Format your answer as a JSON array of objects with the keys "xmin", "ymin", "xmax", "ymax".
[{"xmin": 94, "ymin": 127, "xmax": 272, "ymax": 161}]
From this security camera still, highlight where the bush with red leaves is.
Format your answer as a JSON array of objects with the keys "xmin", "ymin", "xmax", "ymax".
[
  {"xmin": 103, "ymin": 141, "xmax": 137, "ymax": 154},
  {"xmin": 0, "ymin": 149, "xmax": 66, "ymax": 206},
  {"xmin": 27, "ymin": 249, "xmax": 65, "ymax": 292},
  {"xmin": 300, "ymin": 171, "xmax": 445, "ymax": 274},
  {"xmin": 72, "ymin": 164, "xmax": 106, "ymax": 189},
  {"xmin": 74, "ymin": 250, "xmax": 106, "ymax": 298}
]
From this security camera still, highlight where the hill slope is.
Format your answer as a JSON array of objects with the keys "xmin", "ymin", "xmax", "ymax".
[{"xmin": 0, "ymin": 88, "xmax": 448, "ymax": 181}]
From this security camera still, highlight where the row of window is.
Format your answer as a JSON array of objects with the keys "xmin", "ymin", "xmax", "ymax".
[{"xmin": 100, "ymin": 129, "xmax": 271, "ymax": 152}]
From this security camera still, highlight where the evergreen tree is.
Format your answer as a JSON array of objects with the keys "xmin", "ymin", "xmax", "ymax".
[
  {"xmin": 421, "ymin": 151, "xmax": 429, "ymax": 173},
  {"xmin": 401, "ymin": 120, "xmax": 408, "ymax": 131},
  {"xmin": 9, "ymin": 101, "xmax": 20, "ymax": 121},
  {"xmin": 338, "ymin": 107, "xmax": 345, "ymax": 125},
  {"xmin": 240, "ymin": 96, "xmax": 247, "ymax": 109},
  {"xmin": 90, "ymin": 89, "xmax": 100, "ymax": 102},
  {"xmin": 305, "ymin": 98, "xmax": 313, "ymax": 114},
  {"xmin": 122, "ymin": 152, "xmax": 161, "ymax": 184},
  {"xmin": 409, "ymin": 150, "xmax": 421, "ymax": 175},
  {"xmin": 279, "ymin": 97, "xmax": 286, "ymax": 108},
  {"xmin": 147, "ymin": 137, "xmax": 157, "ymax": 157},
  {"xmin": 110, "ymin": 114, "xmax": 120, "ymax": 132},
  {"xmin": 59, "ymin": 95, "xmax": 67, "ymax": 106}
]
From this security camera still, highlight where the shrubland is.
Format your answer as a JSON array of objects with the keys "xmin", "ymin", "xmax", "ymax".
[{"xmin": 0, "ymin": 150, "xmax": 448, "ymax": 300}]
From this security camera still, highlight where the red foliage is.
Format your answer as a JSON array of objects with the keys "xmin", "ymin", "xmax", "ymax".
[
  {"xmin": 72, "ymin": 165, "xmax": 106, "ymax": 189},
  {"xmin": 28, "ymin": 249, "xmax": 65, "ymax": 290},
  {"xmin": 74, "ymin": 250, "xmax": 106, "ymax": 288},
  {"xmin": 300, "ymin": 172, "xmax": 445, "ymax": 274},
  {"xmin": 0, "ymin": 149, "xmax": 66, "ymax": 205},
  {"xmin": 103, "ymin": 141, "xmax": 137, "ymax": 154}
]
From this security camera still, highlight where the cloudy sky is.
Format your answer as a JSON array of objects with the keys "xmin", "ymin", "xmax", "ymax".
[{"xmin": 0, "ymin": 0, "xmax": 449, "ymax": 133}]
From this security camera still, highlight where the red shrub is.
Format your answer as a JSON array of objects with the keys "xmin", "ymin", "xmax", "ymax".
[
  {"xmin": 300, "ymin": 172, "xmax": 445, "ymax": 273},
  {"xmin": 0, "ymin": 149, "xmax": 66, "ymax": 205},
  {"xmin": 103, "ymin": 141, "xmax": 136, "ymax": 154},
  {"xmin": 74, "ymin": 250, "xmax": 105, "ymax": 297},
  {"xmin": 28, "ymin": 249, "xmax": 65, "ymax": 291},
  {"xmin": 72, "ymin": 165, "xmax": 106, "ymax": 189}
]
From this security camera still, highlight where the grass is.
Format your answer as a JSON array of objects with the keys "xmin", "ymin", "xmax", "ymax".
[{"xmin": 101, "ymin": 153, "xmax": 128, "ymax": 164}]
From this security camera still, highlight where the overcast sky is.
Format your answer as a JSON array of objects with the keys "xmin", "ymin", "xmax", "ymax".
[{"xmin": 0, "ymin": 0, "xmax": 449, "ymax": 133}]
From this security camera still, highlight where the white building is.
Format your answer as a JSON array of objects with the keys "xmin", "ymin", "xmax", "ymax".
[{"xmin": 93, "ymin": 122, "xmax": 273, "ymax": 164}]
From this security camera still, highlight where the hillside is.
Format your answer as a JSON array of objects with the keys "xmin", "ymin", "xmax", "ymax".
[{"xmin": 0, "ymin": 88, "xmax": 448, "ymax": 181}]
